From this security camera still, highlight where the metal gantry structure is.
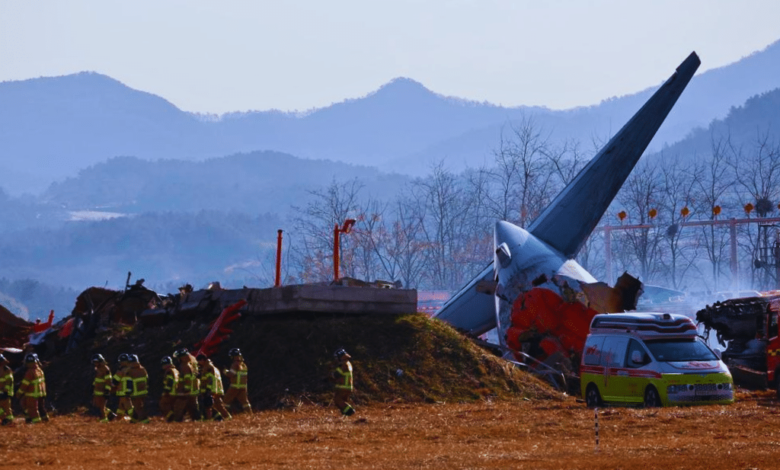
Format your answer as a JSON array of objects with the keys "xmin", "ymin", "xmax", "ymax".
[{"xmin": 600, "ymin": 217, "xmax": 780, "ymax": 290}]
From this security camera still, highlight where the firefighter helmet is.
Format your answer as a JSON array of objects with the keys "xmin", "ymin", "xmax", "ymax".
[
  {"xmin": 161, "ymin": 356, "xmax": 173, "ymax": 366},
  {"xmin": 229, "ymin": 348, "xmax": 242, "ymax": 357},
  {"xmin": 128, "ymin": 354, "xmax": 139, "ymax": 363},
  {"xmin": 0, "ymin": 354, "xmax": 7, "ymax": 363},
  {"xmin": 334, "ymin": 348, "xmax": 351, "ymax": 360},
  {"xmin": 173, "ymin": 348, "xmax": 188, "ymax": 358},
  {"xmin": 118, "ymin": 353, "xmax": 129, "ymax": 363},
  {"xmin": 92, "ymin": 354, "xmax": 106, "ymax": 363},
  {"xmin": 25, "ymin": 353, "xmax": 38, "ymax": 363}
]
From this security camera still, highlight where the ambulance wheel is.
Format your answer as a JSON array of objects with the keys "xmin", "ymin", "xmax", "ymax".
[
  {"xmin": 644, "ymin": 386, "xmax": 661, "ymax": 408},
  {"xmin": 585, "ymin": 384, "xmax": 602, "ymax": 408}
]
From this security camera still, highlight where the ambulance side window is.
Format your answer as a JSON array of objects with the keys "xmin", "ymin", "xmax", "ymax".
[
  {"xmin": 626, "ymin": 340, "xmax": 650, "ymax": 368},
  {"xmin": 602, "ymin": 337, "xmax": 629, "ymax": 367},
  {"xmin": 583, "ymin": 336, "xmax": 605, "ymax": 366}
]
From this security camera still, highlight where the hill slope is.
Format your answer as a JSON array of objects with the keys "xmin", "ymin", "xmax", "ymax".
[
  {"xmin": 647, "ymin": 87, "xmax": 780, "ymax": 160},
  {"xmin": 40, "ymin": 151, "xmax": 411, "ymax": 214},
  {"xmin": 42, "ymin": 313, "xmax": 559, "ymax": 414}
]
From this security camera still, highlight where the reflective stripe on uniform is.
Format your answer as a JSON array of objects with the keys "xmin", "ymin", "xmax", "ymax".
[
  {"xmin": 181, "ymin": 373, "xmax": 199, "ymax": 396},
  {"xmin": 132, "ymin": 377, "xmax": 148, "ymax": 397},
  {"xmin": 231, "ymin": 369, "xmax": 248, "ymax": 389},
  {"xmin": 0, "ymin": 372, "xmax": 13, "ymax": 397},
  {"xmin": 335, "ymin": 365, "xmax": 353, "ymax": 390},
  {"xmin": 23, "ymin": 378, "xmax": 46, "ymax": 398},
  {"xmin": 163, "ymin": 372, "xmax": 178, "ymax": 393},
  {"xmin": 201, "ymin": 371, "xmax": 224, "ymax": 395}
]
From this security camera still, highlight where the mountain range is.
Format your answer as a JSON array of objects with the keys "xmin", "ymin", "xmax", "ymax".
[{"xmin": 2, "ymin": 39, "xmax": 780, "ymax": 194}]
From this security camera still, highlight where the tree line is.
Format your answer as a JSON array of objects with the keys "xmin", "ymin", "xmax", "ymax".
[{"xmin": 283, "ymin": 118, "xmax": 780, "ymax": 295}]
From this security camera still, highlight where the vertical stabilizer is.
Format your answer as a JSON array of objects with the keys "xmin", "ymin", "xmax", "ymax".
[{"xmin": 528, "ymin": 52, "xmax": 700, "ymax": 258}]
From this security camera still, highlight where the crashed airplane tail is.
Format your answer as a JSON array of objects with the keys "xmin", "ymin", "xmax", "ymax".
[
  {"xmin": 528, "ymin": 52, "xmax": 700, "ymax": 258},
  {"xmin": 434, "ymin": 52, "xmax": 701, "ymax": 342}
]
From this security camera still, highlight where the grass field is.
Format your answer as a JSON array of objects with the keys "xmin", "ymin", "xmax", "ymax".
[{"xmin": 4, "ymin": 390, "xmax": 780, "ymax": 469}]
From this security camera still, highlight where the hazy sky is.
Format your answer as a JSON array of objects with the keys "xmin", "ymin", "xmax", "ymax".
[{"xmin": 1, "ymin": 0, "xmax": 779, "ymax": 114}]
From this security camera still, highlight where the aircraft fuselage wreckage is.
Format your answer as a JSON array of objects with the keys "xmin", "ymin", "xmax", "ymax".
[{"xmin": 434, "ymin": 53, "xmax": 701, "ymax": 375}]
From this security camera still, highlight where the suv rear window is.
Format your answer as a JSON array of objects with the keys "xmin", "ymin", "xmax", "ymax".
[{"xmin": 644, "ymin": 337, "xmax": 717, "ymax": 362}]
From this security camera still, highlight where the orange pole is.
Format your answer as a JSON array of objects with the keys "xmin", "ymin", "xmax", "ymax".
[
  {"xmin": 334, "ymin": 223, "xmax": 340, "ymax": 282},
  {"xmin": 275, "ymin": 229, "xmax": 283, "ymax": 287}
]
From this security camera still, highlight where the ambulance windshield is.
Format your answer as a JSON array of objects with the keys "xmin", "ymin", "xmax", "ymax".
[{"xmin": 644, "ymin": 337, "xmax": 717, "ymax": 362}]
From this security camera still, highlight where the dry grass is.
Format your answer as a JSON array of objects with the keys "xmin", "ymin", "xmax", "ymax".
[{"xmin": 4, "ymin": 391, "xmax": 780, "ymax": 469}]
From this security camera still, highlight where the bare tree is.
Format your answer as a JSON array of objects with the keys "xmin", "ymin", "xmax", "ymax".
[
  {"xmin": 692, "ymin": 134, "xmax": 737, "ymax": 291},
  {"xmin": 728, "ymin": 130, "xmax": 780, "ymax": 289},
  {"xmin": 614, "ymin": 160, "xmax": 665, "ymax": 283},
  {"xmin": 545, "ymin": 138, "xmax": 590, "ymax": 186},
  {"xmin": 289, "ymin": 178, "xmax": 364, "ymax": 283},
  {"xmin": 347, "ymin": 198, "xmax": 388, "ymax": 282},
  {"xmin": 411, "ymin": 161, "xmax": 476, "ymax": 290},
  {"xmin": 484, "ymin": 117, "xmax": 557, "ymax": 227},
  {"xmin": 657, "ymin": 155, "xmax": 700, "ymax": 290},
  {"xmin": 384, "ymin": 195, "xmax": 429, "ymax": 288}
]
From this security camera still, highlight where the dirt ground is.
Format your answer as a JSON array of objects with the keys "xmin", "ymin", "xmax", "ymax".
[{"xmin": 3, "ymin": 390, "xmax": 780, "ymax": 469}]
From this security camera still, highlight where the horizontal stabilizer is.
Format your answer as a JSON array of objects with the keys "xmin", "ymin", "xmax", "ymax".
[{"xmin": 432, "ymin": 264, "xmax": 497, "ymax": 335}]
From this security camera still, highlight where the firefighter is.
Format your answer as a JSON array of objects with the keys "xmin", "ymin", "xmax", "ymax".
[
  {"xmin": 159, "ymin": 356, "xmax": 178, "ymax": 422},
  {"xmin": 127, "ymin": 354, "xmax": 149, "ymax": 424},
  {"xmin": 223, "ymin": 348, "xmax": 251, "ymax": 414},
  {"xmin": 112, "ymin": 353, "xmax": 133, "ymax": 421},
  {"xmin": 174, "ymin": 348, "xmax": 199, "ymax": 377},
  {"xmin": 92, "ymin": 354, "xmax": 116, "ymax": 422},
  {"xmin": 18, "ymin": 353, "xmax": 47, "ymax": 424},
  {"xmin": 0, "ymin": 354, "xmax": 14, "ymax": 425},
  {"xmin": 197, "ymin": 354, "xmax": 230, "ymax": 421},
  {"xmin": 172, "ymin": 350, "xmax": 201, "ymax": 422},
  {"xmin": 34, "ymin": 354, "xmax": 49, "ymax": 422},
  {"xmin": 174, "ymin": 348, "xmax": 200, "ymax": 394},
  {"xmin": 332, "ymin": 349, "xmax": 355, "ymax": 416}
]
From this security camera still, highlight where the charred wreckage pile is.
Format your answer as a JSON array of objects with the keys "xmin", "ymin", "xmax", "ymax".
[
  {"xmin": 1, "ymin": 273, "xmax": 418, "ymax": 363},
  {"xmin": 1, "ymin": 277, "xmax": 243, "ymax": 361}
]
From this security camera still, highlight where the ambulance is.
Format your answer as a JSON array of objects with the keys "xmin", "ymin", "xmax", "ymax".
[{"xmin": 580, "ymin": 313, "xmax": 734, "ymax": 407}]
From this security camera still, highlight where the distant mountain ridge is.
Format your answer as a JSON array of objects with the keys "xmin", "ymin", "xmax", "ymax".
[
  {"xmin": 41, "ymin": 151, "xmax": 411, "ymax": 215},
  {"xmin": 646, "ymin": 86, "xmax": 780, "ymax": 161},
  {"xmin": 2, "ymin": 39, "xmax": 780, "ymax": 193}
]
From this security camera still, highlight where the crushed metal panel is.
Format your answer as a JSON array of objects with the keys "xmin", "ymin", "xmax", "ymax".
[{"xmin": 581, "ymin": 273, "xmax": 643, "ymax": 313}]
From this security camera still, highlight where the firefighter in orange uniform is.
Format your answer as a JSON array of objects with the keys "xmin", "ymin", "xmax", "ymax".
[
  {"xmin": 173, "ymin": 350, "xmax": 201, "ymax": 422},
  {"xmin": 112, "ymin": 353, "xmax": 133, "ymax": 421},
  {"xmin": 0, "ymin": 354, "xmax": 14, "ymax": 426},
  {"xmin": 19, "ymin": 353, "xmax": 47, "ymax": 424},
  {"xmin": 127, "ymin": 354, "xmax": 149, "ymax": 423},
  {"xmin": 175, "ymin": 348, "xmax": 200, "ymax": 394},
  {"xmin": 332, "ymin": 349, "xmax": 355, "ymax": 416},
  {"xmin": 223, "ymin": 348, "xmax": 251, "ymax": 414},
  {"xmin": 197, "ymin": 354, "xmax": 230, "ymax": 421},
  {"xmin": 159, "ymin": 356, "xmax": 178, "ymax": 422},
  {"xmin": 92, "ymin": 354, "xmax": 116, "ymax": 422}
]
